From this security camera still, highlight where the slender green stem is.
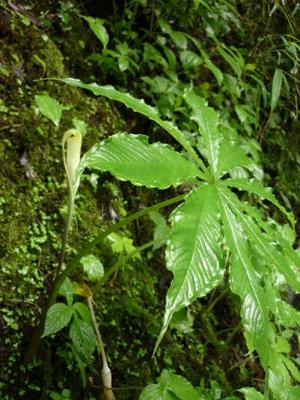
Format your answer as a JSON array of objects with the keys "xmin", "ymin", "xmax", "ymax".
[
  {"xmin": 25, "ymin": 193, "xmax": 185, "ymax": 362},
  {"xmin": 55, "ymin": 191, "xmax": 74, "ymax": 279}
]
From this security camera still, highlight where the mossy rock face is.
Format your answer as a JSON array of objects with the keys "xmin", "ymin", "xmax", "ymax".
[{"xmin": 0, "ymin": 2, "xmax": 126, "ymax": 396}]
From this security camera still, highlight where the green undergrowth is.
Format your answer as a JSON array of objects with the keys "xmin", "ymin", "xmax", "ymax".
[
  {"xmin": 1, "ymin": 0, "xmax": 299, "ymax": 399},
  {"xmin": 0, "ymin": 2, "xmax": 123, "ymax": 397}
]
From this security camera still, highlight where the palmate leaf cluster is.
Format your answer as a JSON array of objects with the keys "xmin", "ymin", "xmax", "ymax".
[{"xmin": 64, "ymin": 78, "xmax": 300, "ymax": 398}]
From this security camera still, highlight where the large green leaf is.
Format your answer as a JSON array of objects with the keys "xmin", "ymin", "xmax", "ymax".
[
  {"xmin": 184, "ymin": 88, "xmax": 222, "ymax": 177},
  {"xmin": 62, "ymin": 78, "xmax": 205, "ymax": 172},
  {"xmin": 223, "ymin": 178, "xmax": 295, "ymax": 228},
  {"xmin": 139, "ymin": 369, "xmax": 200, "ymax": 400},
  {"xmin": 81, "ymin": 133, "xmax": 200, "ymax": 189},
  {"xmin": 42, "ymin": 303, "xmax": 73, "ymax": 337},
  {"xmin": 217, "ymin": 188, "xmax": 270, "ymax": 369},
  {"xmin": 69, "ymin": 318, "xmax": 97, "ymax": 360},
  {"xmin": 155, "ymin": 185, "xmax": 224, "ymax": 351}
]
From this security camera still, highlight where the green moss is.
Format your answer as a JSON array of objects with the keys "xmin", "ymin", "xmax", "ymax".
[{"xmin": 0, "ymin": 3, "xmax": 125, "ymax": 398}]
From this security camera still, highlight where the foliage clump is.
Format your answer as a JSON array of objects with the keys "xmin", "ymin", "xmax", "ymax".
[{"xmin": 0, "ymin": 0, "xmax": 300, "ymax": 399}]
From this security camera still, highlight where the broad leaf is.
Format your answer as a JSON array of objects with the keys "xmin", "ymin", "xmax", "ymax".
[
  {"xmin": 81, "ymin": 133, "xmax": 200, "ymax": 189},
  {"xmin": 224, "ymin": 178, "xmax": 295, "ymax": 228},
  {"xmin": 217, "ymin": 188, "xmax": 270, "ymax": 369},
  {"xmin": 62, "ymin": 78, "xmax": 205, "ymax": 171},
  {"xmin": 42, "ymin": 303, "xmax": 73, "ymax": 337},
  {"xmin": 184, "ymin": 88, "xmax": 222, "ymax": 177},
  {"xmin": 80, "ymin": 254, "xmax": 104, "ymax": 282},
  {"xmin": 35, "ymin": 95, "xmax": 63, "ymax": 127},
  {"xmin": 69, "ymin": 318, "xmax": 97, "ymax": 360},
  {"xmin": 217, "ymin": 140, "xmax": 251, "ymax": 178},
  {"xmin": 82, "ymin": 16, "xmax": 108, "ymax": 49},
  {"xmin": 139, "ymin": 369, "xmax": 200, "ymax": 400},
  {"xmin": 155, "ymin": 185, "xmax": 224, "ymax": 351}
]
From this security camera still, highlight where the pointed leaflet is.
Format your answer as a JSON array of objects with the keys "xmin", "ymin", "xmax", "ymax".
[
  {"xmin": 184, "ymin": 87, "xmax": 222, "ymax": 177},
  {"xmin": 228, "ymin": 196, "xmax": 300, "ymax": 294},
  {"xmin": 155, "ymin": 185, "xmax": 224, "ymax": 351},
  {"xmin": 35, "ymin": 95, "xmax": 63, "ymax": 127},
  {"xmin": 62, "ymin": 78, "xmax": 205, "ymax": 172},
  {"xmin": 271, "ymin": 69, "xmax": 284, "ymax": 111},
  {"xmin": 82, "ymin": 16, "xmax": 108, "ymax": 49},
  {"xmin": 224, "ymin": 178, "xmax": 295, "ymax": 228},
  {"xmin": 80, "ymin": 133, "xmax": 200, "ymax": 189},
  {"xmin": 216, "ymin": 140, "xmax": 251, "ymax": 178},
  {"xmin": 217, "ymin": 188, "xmax": 270, "ymax": 369}
]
